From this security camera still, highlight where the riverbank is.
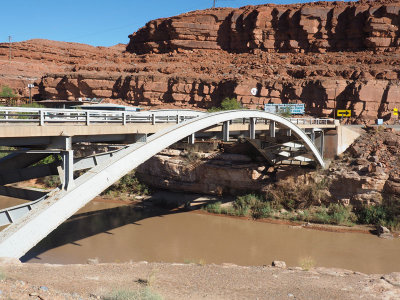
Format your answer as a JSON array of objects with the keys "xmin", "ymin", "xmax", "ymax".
[{"xmin": 0, "ymin": 260, "xmax": 399, "ymax": 300}]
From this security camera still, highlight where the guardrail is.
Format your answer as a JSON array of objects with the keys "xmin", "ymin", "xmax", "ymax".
[
  {"xmin": 0, "ymin": 107, "xmax": 203, "ymax": 125},
  {"xmin": 0, "ymin": 107, "xmax": 338, "ymax": 127}
]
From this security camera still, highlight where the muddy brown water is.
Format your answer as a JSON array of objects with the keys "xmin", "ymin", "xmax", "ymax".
[{"xmin": 2, "ymin": 198, "xmax": 399, "ymax": 274}]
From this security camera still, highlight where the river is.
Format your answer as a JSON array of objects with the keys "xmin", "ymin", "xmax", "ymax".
[{"xmin": 12, "ymin": 198, "xmax": 399, "ymax": 274}]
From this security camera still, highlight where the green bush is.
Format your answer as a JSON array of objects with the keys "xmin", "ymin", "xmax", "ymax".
[
  {"xmin": 328, "ymin": 204, "xmax": 357, "ymax": 225},
  {"xmin": 208, "ymin": 97, "xmax": 242, "ymax": 112},
  {"xmin": 251, "ymin": 201, "xmax": 272, "ymax": 219},
  {"xmin": 233, "ymin": 194, "xmax": 270, "ymax": 218},
  {"xmin": 293, "ymin": 204, "xmax": 356, "ymax": 226},
  {"xmin": 204, "ymin": 201, "xmax": 222, "ymax": 214},
  {"xmin": 0, "ymin": 85, "xmax": 16, "ymax": 98},
  {"xmin": 105, "ymin": 171, "xmax": 149, "ymax": 196},
  {"xmin": 356, "ymin": 204, "xmax": 400, "ymax": 230}
]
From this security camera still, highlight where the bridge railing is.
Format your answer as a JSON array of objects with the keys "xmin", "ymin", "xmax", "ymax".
[
  {"xmin": 0, "ymin": 107, "xmax": 202, "ymax": 125},
  {"xmin": 0, "ymin": 107, "xmax": 337, "ymax": 127}
]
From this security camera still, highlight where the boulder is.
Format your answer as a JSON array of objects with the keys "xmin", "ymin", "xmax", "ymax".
[
  {"xmin": 377, "ymin": 225, "xmax": 393, "ymax": 239},
  {"xmin": 272, "ymin": 261, "xmax": 287, "ymax": 268}
]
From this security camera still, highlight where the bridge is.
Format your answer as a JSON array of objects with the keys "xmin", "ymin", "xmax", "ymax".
[{"xmin": 0, "ymin": 107, "xmax": 337, "ymax": 259}]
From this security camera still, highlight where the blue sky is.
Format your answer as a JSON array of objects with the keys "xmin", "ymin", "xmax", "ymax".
[{"xmin": 1, "ymin": 0, "xmax": 342, "ymax": 46}]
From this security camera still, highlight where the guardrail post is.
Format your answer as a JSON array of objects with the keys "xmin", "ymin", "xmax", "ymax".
[
  {"xmin": 86, "ymin": 111, "xmax": 90, "ymax": 125},
  {"xmin": 39, "ymin": 110, "xmax": 44, "ymax": 126},
  {"xmin": 176, "ymin": 115, "xmax": 179, "ymax": 124},
  {"xmin": 151, "ymin": 114, "xmax": 155, "ymax": 125},
  {"xmin": 5, "ymin": 111, "xmax": 8, "ymax": 120},
  {"xmin": 122, "ymin": 112, "xmax": 126, "ymax": 125},
  {"xmin": 249, "ymin": 117, "xmax": 256, "ymax": 139}
]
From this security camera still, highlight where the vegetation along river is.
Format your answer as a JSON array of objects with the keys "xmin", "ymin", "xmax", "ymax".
[{"xmin": 12, "ymin": 197, "xmax": 399, "ymax": 275}]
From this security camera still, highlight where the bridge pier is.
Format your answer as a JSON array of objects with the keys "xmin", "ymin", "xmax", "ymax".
[
  {"xmin": 59, "ymin": 150, "xmax": 75, "ymax": 191},
  {"xmin": 187, "ymin": 133, "xmax": 195, "ymax": 144},
  {"xmin": 249, "ymin": 117, "xmax": 255, "ymax": 139},
  {"xmin": 222, "ymin": 121, "xmax": 230, "ymax": 142},
  {"xmin": 270, "ymin": 121, "xmax": 276, "ymax": 137},
  {"xmin": 50, "ymin": 136, "xmax": 75, "ymax": 191}
]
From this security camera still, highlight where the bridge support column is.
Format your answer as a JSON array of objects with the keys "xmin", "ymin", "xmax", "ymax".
[
  {"xmin": 132, "ymin": 133, "xmax": 147, "ymax": 143},
  {"xmin": 286, "ymin": 129, "xmax": 292, "ymax": 136},
  {"xmin": 318, "ymin": 131, "xmax": 324, "ymax": 158},
  {"xmin": 188, "ymin": 133, "xmax": 195, "ymax": 144},
  {"xmin": 310, "ymin": 129, "xmax": 316, "ymax": 143},
  {"xmin": 270, "ymin": 121, "xmax": 275, "ymax": 138},
  {"xmin": 222, "ymin": 121, "xmax": 230, "ymax": 142},
  {"xmin": 249, "ymin": 117, "xmax": 256, "ymax": 139},
  {"xmin": 59, "ymin": 150, "xmax": 75, "ymax": 191},
  {"xmin": 52, "ymin": 136, "xmax": 75, "ymax": 191}
]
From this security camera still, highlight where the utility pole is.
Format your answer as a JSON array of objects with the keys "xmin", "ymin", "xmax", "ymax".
[
  {"xmin": 8, "ymin": 35, "xmax": 12, "ymax": 62},
  {"xmin": 213, "ymin": 0, "xmax": 216, "ymax": 8}
]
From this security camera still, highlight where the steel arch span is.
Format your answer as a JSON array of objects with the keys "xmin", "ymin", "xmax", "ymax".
[{"xmin": 0, "ymin": 110, "xmax": 324, "ymax": 259}]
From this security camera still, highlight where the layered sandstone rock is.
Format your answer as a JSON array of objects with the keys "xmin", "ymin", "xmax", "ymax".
[
  {"xmin": 136, "ymin": 149, "xmax": 271, "ymax": 195},
  {"xmin": 127, "ymin": 0, "xmax": 400, "ymax": 54},
  {"xmin": 2, "ymin": 2, "xmax": 400, "ymax": 123}
]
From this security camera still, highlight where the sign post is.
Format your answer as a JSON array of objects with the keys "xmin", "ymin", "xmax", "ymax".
[{"xmin": 28, "ymin": 84, "xmax": 34, "ymax": 104}]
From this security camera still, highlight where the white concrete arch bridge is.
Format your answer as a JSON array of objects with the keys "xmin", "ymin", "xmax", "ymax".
[{"xmin": 0, "ymin": 109, "xmax": 333, "ymax": 259}]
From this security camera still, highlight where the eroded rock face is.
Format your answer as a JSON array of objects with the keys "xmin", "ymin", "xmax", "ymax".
[
  {"xmin": 127, "ymin": 1, "xmax": 400, "ymax": 54},
  {"xmin": 328, "ymin": 128, "xmax": 400, "ymax": 206},
  {"xmin": 2, "ymin": 2, "xmax": 400, "ymax": 123},
  {"xmin": 136, "ymin": 149, "xmax": 272, "ymax": 195}
]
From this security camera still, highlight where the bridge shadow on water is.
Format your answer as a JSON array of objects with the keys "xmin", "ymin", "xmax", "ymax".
[{"xmin": 20, "ymin": 202, "xmax": 187, "ymax": 262}]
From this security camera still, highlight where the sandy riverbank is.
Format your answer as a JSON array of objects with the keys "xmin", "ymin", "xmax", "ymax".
[{"xmin": 0, "ymin": 260, "xmax": 399, "ymax": 299}]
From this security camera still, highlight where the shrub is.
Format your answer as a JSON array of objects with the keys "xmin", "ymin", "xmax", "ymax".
[
  {"xmin": 204, "ymin": 201, "xmax": 222, "ymax": 214},
  {"xmin": 327, "ymin": 204, "xmax": 357, "ymax": 225},
  {"xmin": 0, "ymin": 85, "xmax": 16, "ymax": 98},
  {"xmin": 294, "ymin": 204, "xmax": 356, "ymax": 226},
  {"xmin": 299, "ymin": 256, "xmax": 316, "ymax": 271},
  {"xmin": 233, "ymin": 194, "xmax": 271, "ymax": 218},
  {"xmin": 356, "ymin": 204, "xmax": 400, "ymax": 230},
  {"xmin": 251, "ymin": 201, "xmax": 273, "ymax": 219},
  {"xmin": 105, "ymin": 171, "xmax": 149, "ymax": 196},
  {"xmin": 208, "ymin": 97, "xmax": 242, "ymax": 112},
  {"xmin": 104, "ymin": 287, "xmax": 162, "ymax": 300}
]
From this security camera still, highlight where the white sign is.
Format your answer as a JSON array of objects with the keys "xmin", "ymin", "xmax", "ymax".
[
  {"xmin": 28, "ymin": 84, "xmax": 34, "ymax": 88},
  {"xmin": 251, "ymin": 88, "xmax": 258, "ymax": 96}
]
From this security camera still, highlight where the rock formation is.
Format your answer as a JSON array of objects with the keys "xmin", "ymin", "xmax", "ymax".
[
  {"xmin": 127, "ymin": 0, "xmax": 400, "ymax": 54},
  {"xmin": 1, "ymin": 2, "xmax": 400, "ymax": 122}
]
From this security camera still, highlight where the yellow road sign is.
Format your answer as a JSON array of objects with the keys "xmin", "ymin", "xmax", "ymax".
[
  {"xmin": 394, "ymin": 108, "xmax": 398, "ymax": 116},
  {"xmin": 337, "ymin": 110, "xmax": 351, "ymax": 117}
]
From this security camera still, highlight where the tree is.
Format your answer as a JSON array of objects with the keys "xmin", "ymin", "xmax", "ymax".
[{"xmin": 0, "ymin": 85, "xmax": 16, "ymax": 98}]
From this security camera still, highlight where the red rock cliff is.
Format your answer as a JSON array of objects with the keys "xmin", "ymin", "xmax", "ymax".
[{"xmin": 127, "ymin": 1, "xmax": 400, "ymax": 54}]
